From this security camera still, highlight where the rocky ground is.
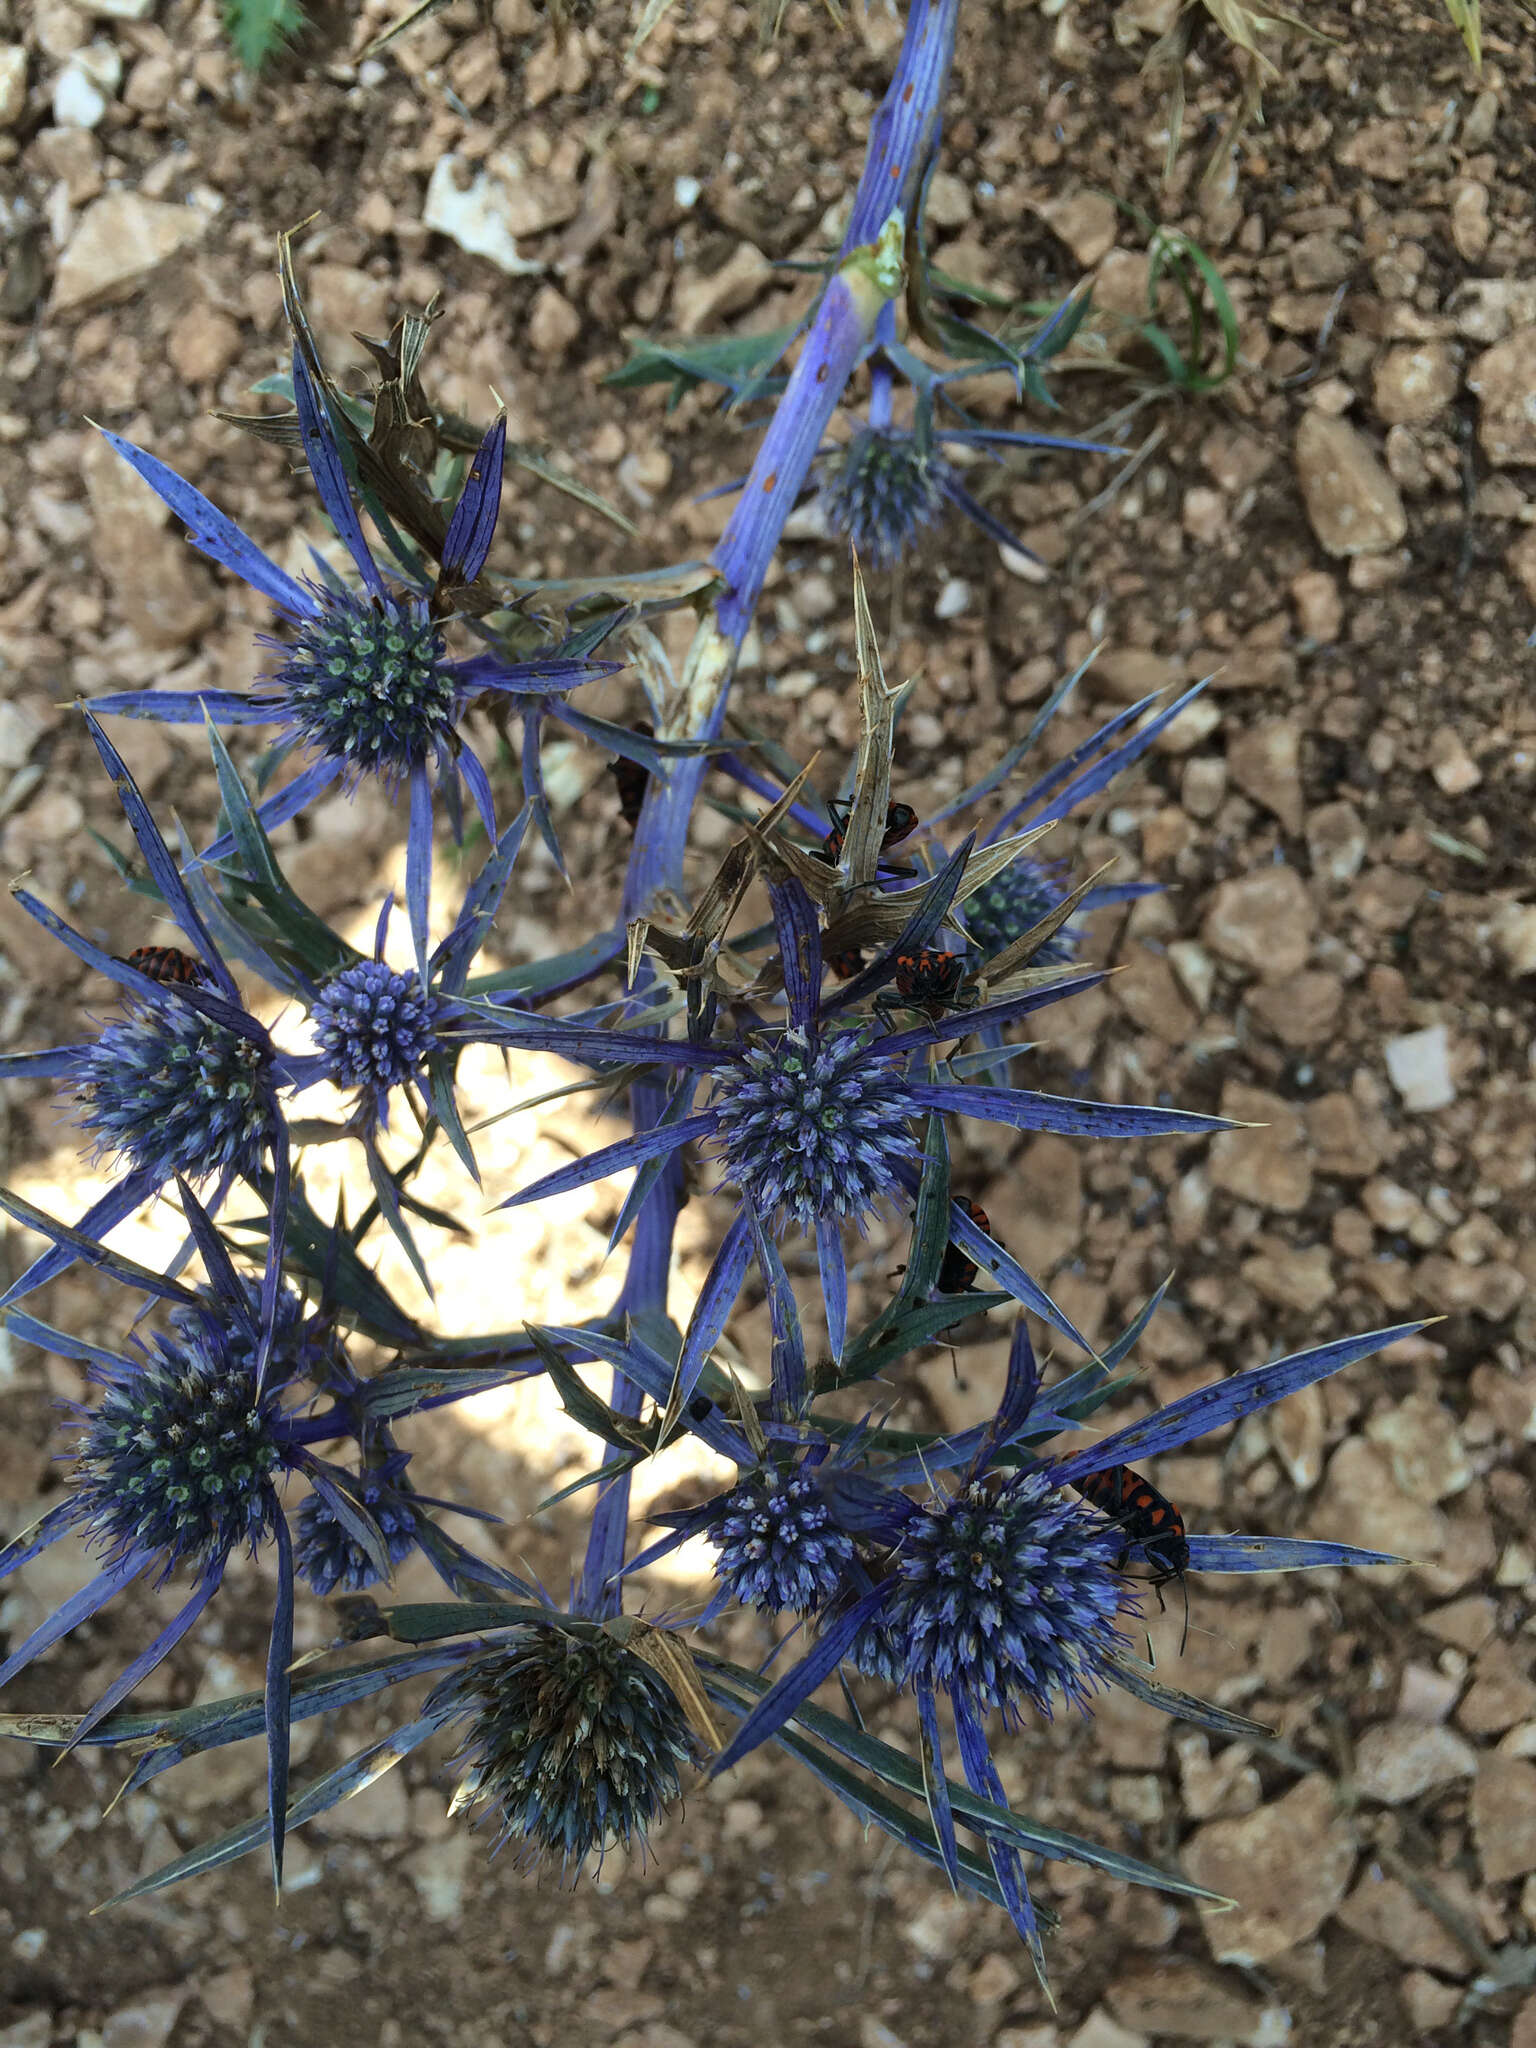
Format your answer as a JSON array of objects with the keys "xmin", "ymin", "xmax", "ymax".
[{"xmin": 2, "ymin": 0, "xmax": 1536, "ymax": 2044}]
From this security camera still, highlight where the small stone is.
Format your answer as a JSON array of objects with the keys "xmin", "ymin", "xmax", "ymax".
[
  {"xmin": 1242, "ymin": 1244, "xmax": 1334, "ymax": 1313},
  {"xmin": 1384, "ymin": 1025, "xmax": 1455, "ymax": 1112},
  {"xmin": 1304, "ymin": 1092, "xmax": 1380, "ymax": 1178},
  {"xmin": 1248, "ymin": 970, "xmax": 1343, "ymax": 1050},
  {"xmin": 1311, "ymin": 1437, "xmax": 1446, "ymax": 1580},
  {"xmin": 1372, "ymin": 343, "xmax": 1458, "ymax": 427},
  {"xmin": 1175, "ymin": 1734, "xmax": 1262, "ymax": 1821},
  {"xmin": 1067, "ymin": 2013, "xmax": 1147, "ymax": 2048},
  {"xmin": 78, "ymin": 0, "xmax": 159, "ymax": 15},
  {"xmin": 1366, "ymin": 1392, "xmax": 1472, "ymax": 1503},
  {"xmin": 1471, "ymin": 328, "xmax": 1536, "ymax": 466},
  {"xmin": 52, "ymin": 191, "xmax": 207, "ymax": 313},
  {"xmin": 166, "ymin": 304, "xmax": 241, "ymax": 382},
  {"xmin": 1428, "ymin": 725, "xmax": 1481, "ymax": 794},
  {"xmin": 1452, "ymin": 182, "xmax": 1491, "ymax": 261},
  {"xmin": 1290, "ymin": 567, "xmax": 1343, "ymax": 642},
  {"xmin": 1208, "ymin": 1084, "xmax": 1311, "ymax": 1214},
  {"xmin": 1492, "ymin": 904, "xmax": 1536, "ymax": 977},
  {"xmin": 423, "ymin": 155, "xmax": 544, "ymax": 277},
  {"xmin": 1183, "ymin": 1776, "xmax": 1356, "ymax": 1967},
  {"xmin": 528, "ymin": 283, "xmax": 581, "ymax": 358},
  {"xmin": 1166, "ymin": 940, "xmax": 1215, "ymax": 1012},
  {"xmin": 1227, "ymin": 719, "xmax": 1303, "ymax": 833},
  {"xmin": 1294, "ymin": 411, "xmax": 1407, "ymax": 557},
  {"xmin": 1399, "ymin": 1662, "xmax": 1462, "ymax": 1722},
  {"xmin": 0, "ymin": 699, "xmax": 43, "ymax": 771},
  {"xmin": 82, "ymin": 429, "xmax": 220, "ymax": 648},
  {"xmin": 1353, "ymin": 1720, "xmax": 1477, "ymax": 1804},
  {"xmin": 1289, "ymin": 230, "xmax": 1353, "ymax": 289},
  {"xmin": 671, "ymin": 242, "xmax": 772, "ymax": 335},
  {"xmin": 1403, "ymin": 1975, "xmax": 1461, "ymax": 2033},
  {"xmin": 1113, "ymin": 944, "xmax": 1198, "ymax": 1043},
  {"xmin": 406, "ymin": 1833, "xmax": 473, "ymax": 1923},
  {"xmin": 1458, "ymin": 1640, "xmax": 1536, "ymax": 1736},
  {"xmin": 1202, "ymin": 867, "xmax": 1313, "ymax": 979},
  {"xmin": 1351, "ymin": 865, "xmax": 1423, "ymax": 931},
  {"xmin": 1306, "ymin": 799, "xmax": 1367, "ymax": 884},
  {"xmin": 1181, "ymin": 757, "xmax": 1226, "ymax": 819},
  {"xmin": 1335, "ymin": 1869, "xmax": 1470, "ymax": 1974},
  {"xmin": 1036, "ymin": 189, "xmax": 1118, "ymax": 267},
  {"xmin": 1268, "ymin": 1381, "xmax": 1326, "ymax": 1489},
  {"xmin": 1107, "ymin": 1960, "xmax": 1277, "ymax": 2045},
  {"xmin": 0, "ymin": 45, "xmax": 27, "ymax": 127},
  {"xmin": 101, "ymin": 1992, "xmax": 185, "ymax": 2048},
  {"xmin": 53, "ymin": 57, "xmax": 107, "ymax": 129},
  {"xmin": 1473, "ymin": 1755, "xmax": 1536, "ymax": 1883},
  {"xmin": 197, "ymin": 1968, "xmax": 254, "ymax": 2029},
  {"xmin": 966, "ymin": 1952, "xmax": 1020, "ymax": 2004},
  {"xmin": 934, "ymin": 576, "xmax": 970, "ymax": 620}
]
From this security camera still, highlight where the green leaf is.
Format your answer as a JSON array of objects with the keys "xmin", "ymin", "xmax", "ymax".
[
  {"xmin": 221, "ymin": 0, "xmax": 306, "ymax": 72},
  {"xmin": 602, "ymin": 325, "xmax": 800, "ymax": 409}
]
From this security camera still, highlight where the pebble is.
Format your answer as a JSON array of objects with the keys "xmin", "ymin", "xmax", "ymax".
[
  {"xmin": 422, "ymin": 155, "xmax": 545, "ymax": 277},
  {"xmin": 0, "ymin": 44, "xmax": 27, "ymax": 127},
  {"xmin": 1034, "ymin": 189, "xmax": 1118, "ymax": 267},
  {"xmin": 1354, "ymin": 1720, "xmax": 1477, "ymax": 1803},
  {"xmin": 53, "ymin": 56, "xmax": 109, "ymax": 129},
  {"xmin": 671, "ymin": 241, "xmax": 772, "ymax": 334},
  {"xmin": 1472, "ymin": 1754, "xmax": 1536, "ymax": 1884},
  {"xmin": 1202, "ymin": 866, "xmax": 1314, "ymax": 979},
  {"xmin": 196, "ymin": 1968, "xmax": 254, "ymax": 2029},
  {"xmin": 101, "ymin": 1993, "xmax": 185, "ymax": 2048},
  {"xmin": 1311, "ymin": 1437, "xmax": 1447, "ymax": 1578},
  {"xmin": 1305, "ymin": 799, "xmax": 1367, "ymax": 884},
  {"xmin": 1183, "ymin": 1776, "xmax": 1356, "ymax": 1967},
  {"xmin": 405, "ymin": 1833, "xmax": 473, "ymax": 1923},
  {"xmin": 1248, "ymin": 968, "xmax": 1343, "ymax": 1050},
  {"xmin": 1372, "ymin": 343, "xmax": 1458, "ymax": 427},
  {"xmin": 1334, "ymin": 1868, "xmax": 1471, "ymax": 1975},
  {"xmin": 1113, "ymin": 944, "xmax": 1198, "ymax": 1044},
  {"xmin": 1241, "ymin": 1243, "xmax": 1334, "ymax": 1312},
  {"xmin": 166, "ymin": 303, "xmax": 241, "ymax": 382},
  {"xmin": 1366, "ymin": 1391, "xmax": 1472, "ymax": 1503},
  {"xmin": 1289, "ymin": 567, "xmax": 1343, "ymax": 641},
  {"xmin": 1470, "ymin": 327, "xmax": 1536, "ymax": 465},
  {"xmin": 1293, "ymin": 412, "xmax": 1407, "ymax": 556},
  {"xmin": 1066, "ymin": 2013, "xmax": 1147, "ymax": 2048},
  {"xmin": 1384, "ymin": 1024, "xmax": 1455, "ymax": 1112},
  {"xmin": 79, "ymin": 0, "xmax": 159, "ymax": 15},
  {"xmin": 1227, "ymin": 718, "xmax": 1303, "ymax": 833},
  {"xmin": 1492, "ymin": 904, "xmax": 1536, "ymax": 977},
  {"xmin": 528, "ymin": 282, "xmax": 581, "ymax": 358},
  {"xmin": 1304, "ymin": 1092, "xmax": 1380, "ymax": 1178},
  {"xmin": 52, "ymin": 190, "xmax": 207, "ymax": 312},
  {"xmin": 1428, "ymin": 725, "xmax": 1481, "ymax": 794},
  {"xmin": 1106, "ymin": 1960, "xmax": 1284, "ymax": 2046},
  {"xmin": 1208, "ymin": 1083, "xmax": 1312, "ymax": 1214},
  {"xmin": 1176, "ymin": 1734, "xmax": 1262, "ymax": 1821}
]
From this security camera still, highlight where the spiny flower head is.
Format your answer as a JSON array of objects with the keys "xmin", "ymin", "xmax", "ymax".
[
  {"xmin": 710, "ymin": 1025, "xmax": 920, "ymax": 1231},
  {"xmin": 296, "ymin": 1468, "xmax": 419, "ymax": 1596},
  {"xmin": 817, "ymin": 424, "xmax": 953, "ymax": 571},
  {"xmin": 74, "ymin": 1321, "xmax": 286, "ymax": 1577},
  {"xmin": 74, "ymin": 999, "xmax": 273, "ymax": 1184},
  {"xmin": 962, "ymin": 856, "xmax": 1079, "ymax": 966},
  {"xmin": 275, "ymin": 589, "xmax": 453, "ymax": 789},
  {"xmin": 430, "ymin": 1627, "xmax": 693, "ymax": 1872},
  {"xmin": 857, "ymin": 1472, "xmax": 1128, "ymax": 1720},
  {"xmin": 312, "ymin": 957, "xmax": 444, "ymax": 1097},
  {"xmin": 704, "ymin": 1459, "xmax": 859, "ymax": 1616}
]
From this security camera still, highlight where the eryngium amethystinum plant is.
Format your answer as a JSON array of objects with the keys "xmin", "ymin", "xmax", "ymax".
[{"xmin": 0, "ymin": 0, "xmax": 1425, "ymax": 1983}]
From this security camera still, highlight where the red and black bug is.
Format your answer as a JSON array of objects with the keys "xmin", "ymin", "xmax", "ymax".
[
  {"xmin": 821, "ymin": 797, "xmax": 919, "ymax": 865},
  {"xmin": 609, "ymin": 720, "xmax": 654, "ymax": 832},
  {"xmin": 826, "ymin": 947, "xmax": 866, "ymax": 980},
  {"xmin": 1070, "ymin": 1465, "xmax": 1191, "ymax": 1650},
  {"xmin": 937, "ymin": 1194, "xmax": 989, "ymax": 1293},
  {"xmin": 122, "ymin": 945, "xmax": 212, "ymax": 989},
  {"xmin": 894, "ymin": 948, "xmax": 966, "ymax": 1012}
]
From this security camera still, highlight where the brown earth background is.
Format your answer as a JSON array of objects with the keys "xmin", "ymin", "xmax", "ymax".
[{"xmin": 2, "ymin": 1, "xmax": 1536, "ymax": 2044}]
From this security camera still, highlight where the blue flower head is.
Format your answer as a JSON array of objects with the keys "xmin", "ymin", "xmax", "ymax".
[
  {"xmin": 311, "ymin": 957, "xmax": 444, "ymax": 1100},
  {"xmin": 704, "ymin": 1456, "xmax": 858, "ymax": 1617},
  {"xmin": 75, "ymin": 997, "xmax": 274, "ymax": 1185},
  {"xmin": 277, "ymin": 588, "xmax": 453, "ymax": 787},
  {"xmin": 818, "ymin": 422, "xmax": 955, "ymax": 570},
  {"xmin": 960, "ymin": 855, "xmax": 1080, "ymax": 967},
  {"xmin": 297, "ymin": 1462, "xmax": 419, "ymax": 1597},
  {"xmin": 428, "ymin": 1626, "xmax": 695, "ymax": 1873}
]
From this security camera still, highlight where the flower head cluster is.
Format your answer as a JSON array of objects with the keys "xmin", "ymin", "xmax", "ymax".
[
  {"xmin": 312, "ymin": 958, "xmax": 444, "ymax": 1098},
  {"xmin": 710, "ymin": 1025, "xmax": 920, "ymax": 1231},
  {"xmin": 817, "ymin": 423, "xmax": 955, "ymax": 570},
  {"xmin": 280, "ymin": 590, "xmax": 452, "ymax": 787},
  {"xmin": 429, "ymin": 1628, "xmax": 694, "ymax": 1871},
  {"xmin": 74, "ymin": 999, "xmax": 274, "ymax": 1185},
  {"xmin": 704, "ymin": 1458, "xmax": 858, "ymax": 1616},
  {"xmin": 961, "ymin": 856, "xmax": 1079, "ymax": 967},
  {"xmin": 297, "ymin": 1466, "xmax": 419, "ymax": 1596}
]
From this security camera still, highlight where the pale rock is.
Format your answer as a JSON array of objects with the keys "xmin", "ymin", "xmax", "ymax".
[
  {"xmin": 671, "ymin": 242, "xmax": 771, "ymax": 334},
  {"xmin": 1183, "ymin": 1777, "xmax": 1356, "ymax": 1966},
  {"xmin": 1473, "ymin": 1754, "xmax": 1536, "ymax": 1883},
  {"xmin": 1350, "ymin": 864, "xmax": 1423, "ymax": 931},
  {"xmin": 53, "ymin": 58, "xmax": 107, "ymax": 128},
  {"xmin": 1248, "ymin": 969, "xmax": 1343, "ymax": 1050},
  {"xmin": 1306, "ymin": 799, "xmax": 1367, "ymax": 883},
  {"xmin": 934, "ymin": 576, "xmax": 970, "ymax": 619},
  {"xmin": 78, "ymin": 0, "xmax": 159, "ymax": 15},
  {"xmin": 1035, "ymin": 189, "xmax": 1118, "ymax": 267},
  {"xmin": 1066, "ymin": 2012, "xmax": 1147, "ymax": 2048},
  {"xmin": 306, "ymin": 264, "xmax": 393, "ymax": 374},
  {"xmin": 1167, "ymin": 940, "xmax": 1215, "ymax": 1012},
  {"xmin": 197, "ymin": 1968, "xmax": 254, "ymax": 2029},
  {"xmin": 52, "ymin": 191, "xmax": 206, "ymax": 312},
  {"xmin": 166, "ymin": 304, "xmax": 241, "ymax": 382},
  {"xmin": 925, "ymin": 171, "xmax": 971, "ymax": 227},
  {"xmin": 1428, "ymin": 725, "xmax": 1481, "ymax": 794},
  {"xmin": 1310, "ymin": 1437, "xmax": 1447, "ymax": 1580},
  {"xmin": 0, "ymin": 44, "xmax": 27, "ymax": 127},
  {"xmin": 1404, "ymin": 1974, "xmax": 1461, "ymax": 2032},
  {"xmin": 1202, "ymin": 866, "xmax": 1313, "ymax": 979},
  {"xmin": 1294, "ymin": 412, "xmax": 1406, "ymax": 556},
  {"xmin": 965, "ymin": 1952, "xmax": 1020, "ymax": 2004},
  {"xmin": 1267, "ymin": 1381, "xmax": 1326, "ymax": 1489},
  {"xmin": 1289, "ymin": 230, "xmax": 1353, "ymax": 289},
  {"xmin": 1493, "ymin": 904, "xmax": 1536, "ymax": 977},
  {"xmin": 1155, "ymin": 694, "xmax": 1221, "ymax": 752},
  {"xmin": 1289, "ymin": 567, "xmax": 1343, "ymax": 642},
  {"xmin": 1449, "ymin": 278, "xmax": 1536, "ymax": 343},
  {"xmin": 1366, "ymin": 1391, "xmax": 1472, "ymax": 1503},
  {"xmin": 527, "ymin": 283, "xmax": 581, "ymax": 358},
  {"xmin": 1095, "ymin": 646, "xmax": 1182, "ymax": 704},
  {"xmin": 1113, "ymin": 943, "xmax": 1198, "ymax": 1043},
  {"xmin": 1304, "ymin": 1092, "xmax": 1379, "ymax": 1178},
  {"xmin": 406, "ymin": 1833, "xmax": 473, "ymax": 1923},
  {"xmin": 1208, "ymin": 1084, "xmax": 1311, "ymax": 1214},
  {"xmin": 1242, "ymin": 1243, "xmax": 1334, "ymax": 1313},
  {"xmin": 1354, "ymin": 1720, "xmax": 1476, "ymax": 1804},
  {"xmin": 901, "ymin": 1891, "xmax": 970, "ymax": 1960},
  {"xmin": 1399, "ymin": 1661, "xmax": 1462, "ymax": 1722},
  {"xmin": 1458, "ymin": 1639, "xmax": 1536, "ymax": 1736},
  {"xmin": 1175, "ymin": 1734, "xmax": 1262, "ymax": 1821},
  {"xmin": 1451, "ymin": 182, "xmax": 1491, "ymax": 261},
  {"xmin": 1181, "ymin": 756, "xmax": 1226, "ymax": 818},
  {"xmin": 1372, "ymin": 343, "xmax": 1457, "ymax": 427},
  {"xmin": 1384, "ymin": 1024, "xmax": 1455, "ymax": 1111},
  {"xmin": 82, "ymin": 430, "xmax": 220, "ymax": 648},
  {"xmin": 423, "ymin": 155, "xmax": 544, "ymax": 277},
  {"xmin": 1227, "ymin": 719, "xmax": 1303, "ymax": 833},
  {"xmin": 0, "ymin": 699, "xmax": 43, "ymax": 770},
  {"xmin": 1334, "ymin": 1869, "xmax": 1470, "ymax": 1974},
  {"xmin": 1106, "ymin": 1960, "xmax": 1279, "ymax": 2046},
  {"xmin": 101, "ymin": 1992, "xmax": 185, "ymax": 2048},
  {"xmin": 1470, "ymin": 328, "xmax": 1536, "ymax": 465}
]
